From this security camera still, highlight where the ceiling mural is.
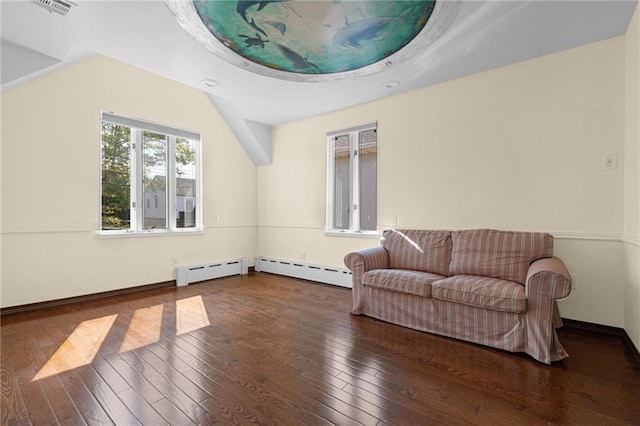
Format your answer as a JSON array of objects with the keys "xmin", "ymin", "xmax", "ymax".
[{"xmin": 166, "ymin": 0, "xmax": 461, "ymax": 82}]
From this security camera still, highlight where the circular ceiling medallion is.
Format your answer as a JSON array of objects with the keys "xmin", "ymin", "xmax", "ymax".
[{"xmin": 166, "ymin": 0, "xmax": 460, "ymax": 82}]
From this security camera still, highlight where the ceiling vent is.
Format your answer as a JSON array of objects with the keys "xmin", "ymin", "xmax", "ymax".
[{"xmin": 32, "ymin": 0, "xmax": 74, "ymax": 15}]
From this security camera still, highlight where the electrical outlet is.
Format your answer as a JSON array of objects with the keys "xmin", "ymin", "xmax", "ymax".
[
  {"xmin": 602, "ymin": 154, "xmax": 617, "ymax": 171},
  {"xmin": 301, "ymin": 252, "xmax": 306, "ymax": 261},
  {"xmin": 570, "ymin": 274, "xmax": 577, "ymax": 290},
  {"xmin": 391, "ymin": 215, "xmax": 397, "ymax": 227}
]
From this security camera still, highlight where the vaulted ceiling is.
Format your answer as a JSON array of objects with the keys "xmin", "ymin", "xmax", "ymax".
[{"xmin": 2, "ymin": 1, "xmax": 637, "ymax": 127}]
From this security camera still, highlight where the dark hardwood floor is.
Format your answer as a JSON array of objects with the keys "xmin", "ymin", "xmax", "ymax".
[{"xmin": 2, "ymin": 272, "xmax": 639, "ymax": 425}]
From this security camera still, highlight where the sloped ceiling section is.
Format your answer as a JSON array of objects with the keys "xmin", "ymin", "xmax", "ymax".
[
  {"xmin": 1, "ymin": 40, "xmax": 60, "ymax": 85},
  {"xmin": 208, "ymin": 94, "xmax": 272, "ymax": 166}
]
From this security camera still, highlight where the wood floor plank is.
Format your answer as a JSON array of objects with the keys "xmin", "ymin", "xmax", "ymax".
[
  {"xmin": 88, "ymin": 381, "xmax": 141, "ymax": 425},
  {"xmin": 150, "ymin": 397, "xmax": 198, "ymax": 426},
  {"xmin": 135, "ymin": 347, "xmax": 209, "ymax": 401},
  {"xmin": 184, "ymin": 371, "xmax": 271, "ymax": 424},
  {"xmin": 56, "ymin": 369, "xmax": 114, "ymax": 426},
  {"xmin": 116, "ymin": 388, "xmax": 169, "ymax": 426},
  {"xmin": 170, "ymin": 330, "xmax": 349, "ymax": 425},
  {"xmin": 117, "ymin": 349, "xmax": 211, "ymax": 424},
  {"xmin": 91, "ymin": 360, "xmax": 131, "ymax": 394},
  {"xmin": 58, "ymin": 415, "xmax": 88, "ymax": 426},
  {"xmin": 153, "ymin": 335, "xmax": 271, "ymax": 419},
  {"xmin": 254, "ymin": 398, "xmax": 333, "ymax": 426},
  {"xmin": 144, "ymin": 342, "xmax": 192, "ymax": 373},
  {"xmin": 1, "ymin": 364, "xmax": 29, "ymax": 425},
  {"xmin": 1, "ymin": 333, "xmax": 31, "ymax": 373},
  {"xmin": 1, "ymin": 273, "xmax": 639, "ymax": 425},
  {"xmin": 12, "ymin": 365, "xmax": 57, "ymax": 425},
  {"xmin": 102, "ymin": 353, "xmax": 164, "ymax": 405},
  {"xmin": 34, "ymin": 374, "xmax": 83, "ymax": 424}
]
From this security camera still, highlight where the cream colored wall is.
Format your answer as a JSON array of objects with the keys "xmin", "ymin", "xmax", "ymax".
[
  {"xmin": 1, "ymin": 19, "xmax": 635, "ymax": 336},
  {"xmin": 0, "ymin": 97, "xmax": 3, "ymax": 296},
  {"xmin": 624, "ymin": 5, "xmax": 640, "ymax": 349},
  {"xmin": 0, "ymin": 55, "xmax": 257, "ymax": 308},
  {"xmin": 259, "ymin": 36, "xmax": 628, "ymax": 327}
]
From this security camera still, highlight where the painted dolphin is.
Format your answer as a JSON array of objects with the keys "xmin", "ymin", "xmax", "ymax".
[
  {"xmin": 248, "ymin": 17, "xmax": 268, "ymax": 37},
  {"xmin": 236, "ymin": 1, "xmax": 289, "ymax": 23},
  {"xmin": 275, "ymin": 43, "xmax": 318, "ymax": 70},
  {"xmin": 236, "ymin": 1, "xmax": 290, "ymax": 37},
  {"xmin": 333, "ymin": 8, "xmax": 412, "ymax": 50}
]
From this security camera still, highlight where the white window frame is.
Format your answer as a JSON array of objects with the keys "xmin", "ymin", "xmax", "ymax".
[
  {"xmin": 99, "ymin": 111, "xmax": 203, "ymax": 237},
  {"xmin": 325, "ymin": 122, "xmax": 378, "ymax": 236}
]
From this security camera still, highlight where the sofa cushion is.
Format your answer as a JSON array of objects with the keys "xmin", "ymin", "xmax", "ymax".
[
  {"xmin": 449, "ymin": 229, "xmax": 553, "ymax": 285},
  {"xmin": 381, "ymin": 229, "xmax": 452, "ymax": 276},
  {"xmin": 363, "ymin": 269, "xmax": 445, "ymax": 298},
  {"xmin": 432, "ymin": 275, "xmax": 527, "ymax": 313}
]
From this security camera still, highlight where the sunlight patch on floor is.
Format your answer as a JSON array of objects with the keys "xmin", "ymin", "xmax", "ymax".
[
  {"xmin": 31, "ymin": 295, "xmax": 211, "ymax": 381},
  {"xmin": 119, "ymin": 304, "xmax": 164, "ymax": 353},
  {"xmin": 176, "ymin": 295, "xmax": 210, "ymax": 335},
  {"xmin": 32, "ymin": 314, "xmax": 117, "ymax": 381}
]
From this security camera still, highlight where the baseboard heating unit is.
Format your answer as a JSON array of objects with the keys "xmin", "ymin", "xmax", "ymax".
[
  {"xmin": 254, "ymin": 257, "xmax": 352, "ymax": 288},
  {"xmin": 175, "ymin": 258, "xmax": 248, "ymax": 287}
]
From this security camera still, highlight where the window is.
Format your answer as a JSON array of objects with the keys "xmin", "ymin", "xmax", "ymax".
[
  {"xmin": 100, "ymin": 111, "xmax": 202, "ymax": 234},
  {"xmin": 326, "ymin": 123, "xmax": 377, "ymax": 234}
]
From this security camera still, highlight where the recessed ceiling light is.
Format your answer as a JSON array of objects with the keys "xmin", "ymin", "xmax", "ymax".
[
  {"xmin": 384, "ymin": 80, "xmax": 400, "ymax": 88},
  {"xmin": 201, "ymin": 79, "xmax": 219, "ymax": 87}
]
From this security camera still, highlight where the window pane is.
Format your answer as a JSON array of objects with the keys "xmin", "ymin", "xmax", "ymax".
[
  {"xmin": 359, "ymin": 129, "xmax": 377, "ymax": 231},
  {"xmin": 142, "ymin": 131, "xmax": 168, "ymax": 230},
  {"xmin": 333, "ymin": 134, "xmax": 350, "ymax": 230},
  {"xmin": 101, "ymin": 112, "xmax": 202, "ymax": 234},
  {"xmin": 101, "ymin": 123, "xmax": 131, "ymax": 230},
  {"xmin": 175, "ymin": 137, "xmax": 197, "ymax": 228}
]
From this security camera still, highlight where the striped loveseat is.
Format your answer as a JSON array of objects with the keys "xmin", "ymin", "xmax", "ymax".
[{"xmin": 344, "ymin": 229, "xmax": 572, "ymax": 364}]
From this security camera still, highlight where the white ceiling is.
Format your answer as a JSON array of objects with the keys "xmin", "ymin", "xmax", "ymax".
[{"xmin": 1, "ymin": 0, "xmax": 637, "ymax": 127}]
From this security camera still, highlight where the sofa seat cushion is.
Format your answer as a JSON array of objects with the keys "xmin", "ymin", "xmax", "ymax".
[
  {"xmin": 381, "ymin": 229, "xmax": 452, "ymax": 276},
  {"xmin": 363, "ymin": 269, "xmax": 445, "ymax": 298},
  {"xmin": 432, "ymin": 275, "xmax": 527, "ymax": 313},
  {"xmin": 450, "ymin": 229, "xmax": 553, "ymax": 285}
]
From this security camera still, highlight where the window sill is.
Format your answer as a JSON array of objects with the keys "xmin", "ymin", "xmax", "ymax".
[
  {"xmin": 324, "ymin": 230, "xmax": 380, "ymax": 238},
  {"xmin": 97, "ymin": 229, "xmax": 204, "ymax": 239}
]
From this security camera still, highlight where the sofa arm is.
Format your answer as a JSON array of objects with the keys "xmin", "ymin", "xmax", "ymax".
[
  {"xmin": 344, "ymin": 246, "xmax": 389, "ymax": 314},
  {"xmin": 344, "ymin": 246, "xmax": 389, "ymax": 273},
  {"xmin": 524, "ymin": 256, "xmax": 572, "ymax": 363},
  {"xmin": 525, "ymin": 257, "xmax": 572, "ymax": 301}
]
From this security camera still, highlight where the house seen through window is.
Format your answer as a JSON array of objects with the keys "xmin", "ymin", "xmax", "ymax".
[
  {"xmin": 326, "ymin": 123, "xmax": 377, "ymax": 234},
  {"xmin": 100, "ymin": 112, "xmax": 201, "ymax": 234}
]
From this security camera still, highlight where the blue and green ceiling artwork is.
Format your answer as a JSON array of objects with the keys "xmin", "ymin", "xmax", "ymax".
[{"xmin": 166, "ymin": 0, "xmax": 460, "ymax": 82}]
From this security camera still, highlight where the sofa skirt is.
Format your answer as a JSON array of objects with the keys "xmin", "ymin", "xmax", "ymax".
[{"xmin": 361, "ymin": 286, "xmax": 568, "ymax": 364}]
